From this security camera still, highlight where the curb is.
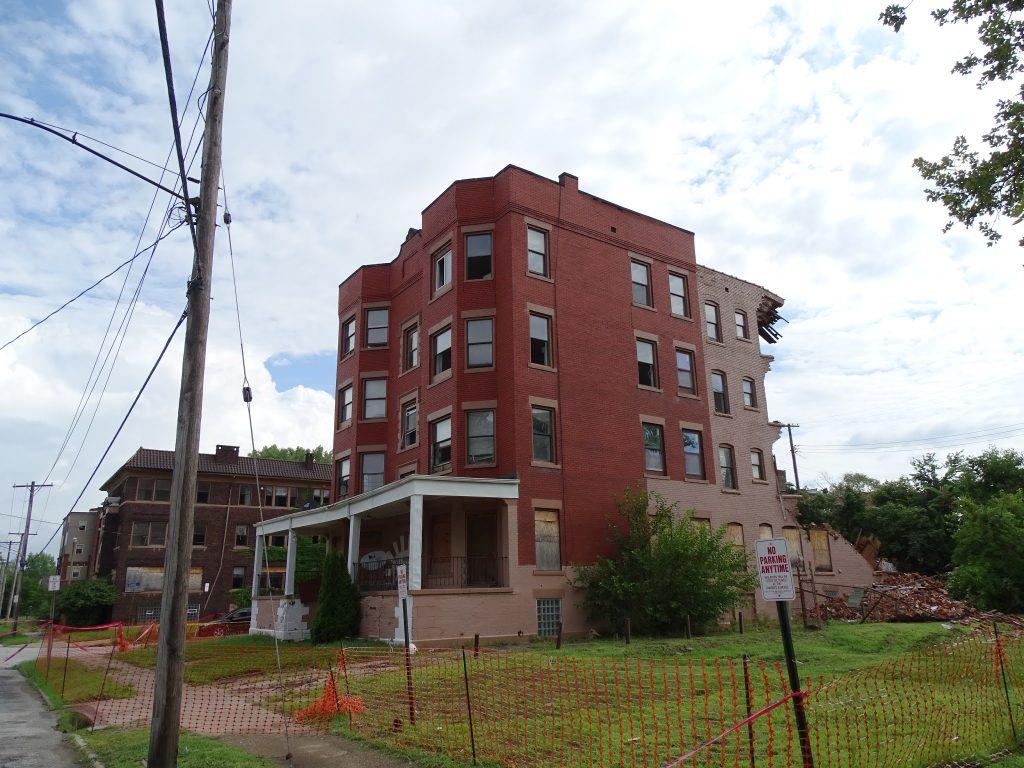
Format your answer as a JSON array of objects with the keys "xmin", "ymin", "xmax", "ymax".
[{"xmin": 71, "ymin": 734, "xmax": 106, "ymax": 768}]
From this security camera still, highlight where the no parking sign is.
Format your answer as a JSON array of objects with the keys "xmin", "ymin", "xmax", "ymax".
[{"xmin": 755, "ymin": 538, "xmax": 796, "ymax": 602}]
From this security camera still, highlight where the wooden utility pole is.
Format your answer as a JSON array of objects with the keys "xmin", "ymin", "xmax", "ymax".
[
  {"xmin": 783, "ymin": 423, "xmax": 801, "ymax": 491},
  {"xmin": 146, "ymin": 1, "xmax": 231, "ymax": 765},
  {"xmin": 0, "ymin": 540, "xmax": 15, "ymax": 619},
  {"xmin": 11, "ymin": 481, "xmax": 52, "ymax": 632}
]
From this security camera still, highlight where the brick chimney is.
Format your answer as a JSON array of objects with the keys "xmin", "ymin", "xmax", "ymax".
[
  {"xmin": 215, "ymin": 444, "xmax": 239, "ymax": 464},
  {"xmin": 558, "ymin": 172, "xmax": 578, "ymax": 192},
  {"xmin": 304, "ymin": 450, "xmax": 314, "ymax": 469}
]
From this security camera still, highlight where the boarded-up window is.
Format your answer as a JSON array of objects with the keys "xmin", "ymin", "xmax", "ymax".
[
  {"xmin": 725, "ymin": 522, "xmax": 744, "ymax": 547},
  {"xmin": 692, "ymin": 517, "xmax": 712, "ymax": 530},
  {"xmin": 809, "ymin": 529, "xmax": 833, "ymax": 572},
  {"xmin": 535, "ymin": 510, "xmax": 561, "ymax": 571},
  {"xmin": 758, "ymin": 524, "xmax": 774, "ymax": 540},
  {"xmin": 782, "ymin": 527, "xmax": 802, "ymax": 565},
  {"xmin": 125, "ymin": 566, "xmax": 201, "ymax": 593}
]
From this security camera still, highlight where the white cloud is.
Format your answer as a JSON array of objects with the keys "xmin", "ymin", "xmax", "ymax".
[{"xmin": 2, "ymin": 1, "xmax": 1023, "ymax": 550}]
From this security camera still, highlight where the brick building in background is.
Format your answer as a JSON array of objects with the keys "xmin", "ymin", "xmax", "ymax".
[
  {"xmin": 57, "ymin": 509, "xmax": 97, "ymax": 586},
  {"xmin": 249, "ymin": 165, "xmax": 871, "ymax": 643},
  {"xmin": 90, "ymin": 445, "xmax": 330, "ymax": 623}
]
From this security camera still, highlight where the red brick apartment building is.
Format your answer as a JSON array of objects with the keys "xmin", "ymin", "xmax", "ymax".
[
  {"xmin": 86, "ymin": 445, "xmax": 330, "ymax": 623},
  {"xmin": 249, "ymin": 165, "xmax": 871, "ymax": 644}
]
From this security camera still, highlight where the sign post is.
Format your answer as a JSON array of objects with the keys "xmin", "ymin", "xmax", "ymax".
[
  {"xmin": 45, "ymin": 575, "xmax": 60, "ymax": 682},
  {"xmin": 396, "ymin": 564, "xmax": 416, "ymax": 725},
  {"xmin": 755, "ymin": 538, "xmax": 814, "ymax": 768}
]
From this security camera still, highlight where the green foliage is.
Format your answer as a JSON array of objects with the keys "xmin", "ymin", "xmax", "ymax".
[
  {"xmin": 54, "ymin": 578, "xmax": 117, "ymax": 626},
  {"xmin": 881, "ymin": 2, "xmax": 1024, "ymax": 245},
  {"xmin": 947, "ymin": 491, "xmax": 1024, "ymax": 611},
  {"xmin": 249, "ymin": 444, "xmax": 331, "ymax": 463},
  {"xmin": 2, "ymin": 552, "xmax": 57, "ymax": 618},
  {"xmin": 229, "ymin": 588, "xmax": 251, "ymax": 609},
  {"xmin": 573, "ymin": 486, "xmax": 756, "ymax": 635},
  {"xmin": 80, "ymin": 728, "xmax": 276, "ymax": 768},
  {"xmin": 311, "ymin": 551, "xmax": 360, "ymax": 642}
]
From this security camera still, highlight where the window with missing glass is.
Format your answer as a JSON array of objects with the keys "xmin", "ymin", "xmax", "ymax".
[
  {"xmin": 669, "ymin": 272, "xmax": 689, "ymax": 317},
  {"xmin": 466, "ymin": 318, "xmax": 494, "ymax": 368},
  {"xmin": 529, "ymin": 313, "xmax": 552, "ymax": 367},
  {"xmin": 642, "ymin": 422, "xmax": 666, "ymax": 474},
  {"xmin": 527, "ymin": 227, "xmax": 548, "ymax": 276},
  {"xmin": 361, "ymin": 452, "xmax": 385, "ymax": 491},
  {"xmin": 401, "ymin": 400, "xmax": 418, "ymax": 448},
  {"xmin": 341, "ymin": 316, "xmax": 356, "ymax": 356},
  {"xmin": 195, "ymin": 482, "xmax": 211, "ymax": 504},
  {"xmin": 631, "ymin": 260, "xmax": 653, "ymax": 307},
  {"xmin": 742, "ymin": 377, "xmax": 757, "ymax": 408},
  {"xmin": 735, "ymin": 310, "xmax": 749, "ymax": 339},
  {"xmin": 719, "ymin": 444, "xmax": 737, "ymax": 489},
  {"xmin": 363, "ymin": 378, "xmax": 386, "ymax": 419},
  {"xmin": 231, "ymin": 566, "xmax": 245, "ymax": 589},
  {"xmin": 466, "ymin": 409, "xmax": 495, "ymax": 465},
  {"xmin": 676, "ymin": 348, "xmax": 695, "ymax": 393},
  {"xmin": 274, "ymin": 486, "xmax": 290, "ymax": 507},
  {"xmin": 466, "ymin": 232, "xmax": 493, "ymax": 280},
  {"xmin": 434, "ymin": 246, "xmax": 452, "ymax": 293},
  {"xmin": 237, "ymin": 484, "xmax": 255, "ymax": 505},
  {"xmin": 235, "ymin": 524, "xmax": 248, "ymax": 547},
  {"xmin": 338, "ymin": 384, "xmax": 353, "ymax": 425},
  {"xmin": 636, "ymin": 338, "xmax": 658, "ymax": 388},
  {"xmin": 403, "ymin": 325, "xmax": 418, "ymax": 370},
  {"xmin": 131, "ymin": 521, "xmax": 166, "ymax": 547},
  {"xmin": 711, "ymin": 371, "xmax": 729, "ymax": 414},
  {"xmin": 430, "ymin": 416, "xmax": 452, "ymax": 472},
  {"xmin": 432, "ymin": 327, "xmax": 452, "ymax": 377},
  {"xmin": 365, "ymin": 308, "xmax": 389, "ymax": 347},
  {"xmin": 705, "ymin": 302, "xmax": 721, "ymax": 342},
  {"xmin": 682, "ymin": 428, "xmax": 705, "ymax": 479},
  {"xmin": 336, "ymin": 457, "xmax": 350, "ymax": 499},
  {"xmin": 531, "ymin": 406, "xmax": 555, "ymax": 463},
  {"xmin": 751, "ymin": 448, "xmax": 766, "ymax": 480}
]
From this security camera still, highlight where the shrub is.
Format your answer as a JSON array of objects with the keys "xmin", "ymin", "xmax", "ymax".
[
  {"xmin": 55, "ymin": 578, "xmax": 117, "ymax": 627},
  {"xmin": 573, "ymin": 485, "xmax": 756, "ymax": 635},
  {"xmin": 947, "ymin": 491, "xmax": 1024, "ymax": 612},
  {"xmin": 311, "ymin": 552, "xmax": 361, "ymax": 642}
]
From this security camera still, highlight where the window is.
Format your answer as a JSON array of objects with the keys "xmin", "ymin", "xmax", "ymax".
[
  {"xmin": 262, "ymin": 485, "xmax": 274, "ymax": 507},
  {"xmin": 131, "ymin": 521, "xmax": 166, "ymax": 547},
  {"xmin": 735, "ymin": 310, "xmax": 749, "ymax": 339},
  {"xmin": 742, "ymin": 378, "xmax": 757, "ymax": 408},
  {"xmin": 527, "ymin": 227, "xmax": 548, "ymax": 276},
  {"xmin": 466, "ymin": 318, "xmax": 494, "ymax": 368},
  {"xmin": 536, "ymin": 597, "xmax": 561, "ymax": 637},
  {"xmin": 274, "ymin": 486, "xmax": 290, "ymax": 507},
  {"xmin": 362, "ymin": 378, "xmax": 387, "ymax": 419},
  {"xmin": 711, "ymin": 371, "xmax": 729, "ymax": 414},
  {"xmin": 430, "ymin": 417, "xmax": 452, "ymax": 472},
  {"xmin": 675, "ymin": 348, "xmax": 695, "ymax": 394},
  {"xmin": 235, "ymin": 524, "xmax": 248, "ymax": 547},
  {"xmin": 78, "ymin": 522, "xmax": 87, "ymax": 531},
  {"xmin": 338, "ymin": 384, "xmax": 353, "ymax": 426},
  {"xmin": 466, "ymin": 232, "xmax": 493, "ymax": 280},
  {"xmin": 810, "ymin": 529, "xmax": 833, "ymax": 572},
  {"xmin": 403, "ymin": 325, "xmax": 418, "ymax": 371},
  {"xmin": 336, "ymin": 457, "xmax": 350, "ymax": 499},
  {"xmin": 631, "ymin": 260, "xmax": 652, "ymax": 306},
  {"xmin": 642, "ymin": 422, "xmax": 666, "ymax": 474},
  {"xmin": 751, "ymin": 449, "xmax": 765, "ymax": 480},
  {"xmin": 313, "ymin": 488, "xmax": 330, "ymax": 506},
  {"xmin": 71, "ymin": 568, "xmax": 82, "ymax": 580},
  {"xmin": 270, "ymin": 534, "xmax": 286, "ymax": 547},
  {"xmin": 73, "ymin": 543, "xmax": 85, "ymax": 555},
  {"xmin": 636, "ymin": 339, "xmax": 658, "ymax": 388},
  {"xmin": 137, "ymin": 478, "xmax": 171, "ymax": 502},
  {"xmin": 195, "ymin": 482, "xmax": 210, "ymax": 504},
  {"xmin": 398, "ymin": 465, "xmax": 417, "ymax": 479},
  {"xmin": 434, "ymin": 246, "xmax": 452, "ymax": 292},
  {"xmin": 531, "ymin": 406, "xmax": 556, "ymax": 463},
  {"xmin": 361, "ymin": 452, "xmax": 385, "ymax": 491},
  {"xmin": 401, "ymin": 400, "xmax": 418, "ymax": 448},
  {"xmin": 231, "ymin": 566, "xmax": 245, "ymax": 589},
  {"xmin": 692, "ymin": 517, "xmax": 712, "ymax": 530},
  {"xmin": 782, "ymin": 527, "xmax": 802, "ymax": 564},
  {"xmin": 705, "ymin": 302, "xmax": 721, "ymax": 342},
  {"xmin": 669, "ymin": 272, "xmax": 689, "ymax": 317},
  {"xmin": 682, "ymin": 429, "xmax": 705, "ymax": 479},
  {"xmin": 466, "ymin": 409, "xmax": 495, "ymax": 465},
  {"xmin": 719, "ymin": 444, "xmax": 737, "ymax": 489},
  {"xmin": 341, "ymin": 316, "xmax": 356, "ymax": 357},
  {"xmin": 365, "ymin": 308, "xmax": 389, "ymax": 347},
  {"xmin": 192, "ymin": 525, "xmax": 206, "ymax": 547},
  {"xmin": 759, "ymin": 524, "xmax": 774, "ymax": 540},
  {"xmin": 238, "ymin": 484, "xmax": 255, "ymax": 505},
  {"xmin": 725, "ymin": 522, "xmax": 744, "ymax": 547},
  {"xmin": 529, "ymin": 313, "xmax": 552, "ymax": 367},
  {"xmin": 535, "ymin": 510, "xmax": 561, "ymax": 571},
  {"xmin": 432, "ymin": 327, "xmax": 452, "ymax": 377}
]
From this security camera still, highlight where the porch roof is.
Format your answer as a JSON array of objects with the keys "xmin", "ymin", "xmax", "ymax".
[{"xmin": 253, "ymin": 475, "xmax": 519, "ymax": 535}]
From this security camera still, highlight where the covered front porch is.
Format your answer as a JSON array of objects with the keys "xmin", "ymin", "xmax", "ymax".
[{"xmin": 249, "ymin": 475, "xmax": 519, "ymax": 642}]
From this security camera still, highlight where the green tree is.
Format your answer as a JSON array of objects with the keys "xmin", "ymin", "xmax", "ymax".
[
  {"xmin": 947, "ymin": 491, "xmax": 1024, "ymax": 611},
  {"xmin": 249, "ymin": 445, "xmax": 331, "ymax": 464},
  {"xmin": 881, "ymin": 2, "xmax": 1024, "ymax": 245},
  {"xmin": 8, "ymin": 552, "xmax": 58, "ymax": 618},
  {"xmin": 310, "ymin": 551, "xmax": 360, "ymax": 642},
  {"xmin": 573, "ymin": 486, "xmax": 756, "ymax": 635},
  {"xmin": 55, "ymin": 578, "xmax": 117, "ymax": 626}
]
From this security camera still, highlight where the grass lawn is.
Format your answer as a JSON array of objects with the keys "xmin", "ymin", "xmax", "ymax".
[
  {"xmin": 19, "ymin": 657, "xmax": 134, "ymax": 704},
  {"xmin": 80, "ymin": 728, "xmax": 276, "ymax": 768},
  {"xmin": 0, "ymin": 631, "xmax": 38, "ymax": 646}
]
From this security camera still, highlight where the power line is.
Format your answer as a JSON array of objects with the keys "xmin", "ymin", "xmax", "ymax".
[
  {"xmin": 800, "ymin": 421, "xmax": 1024, "ymax": 450},
  {"xmin": 799, "ymin": 429, "xmax": 1024, "ymax": 455}
]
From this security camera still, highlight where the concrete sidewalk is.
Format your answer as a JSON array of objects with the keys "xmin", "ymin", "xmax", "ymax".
[{"xmin": 0, "ymin": 669, "xmax": 79, "ymax": 768}]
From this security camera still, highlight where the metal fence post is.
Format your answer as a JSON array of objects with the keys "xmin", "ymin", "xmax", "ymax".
[
  {"xmin": 60, "ymin": 629, "xmax": 72, "ymax": 698},
  {"xmin": 339, "ymin": 643, "xmax": 353, "ymax": 730},
  {"xmin": 742, "ymin": 654, "xmax": 757, "ymax": 768},
  {"xmin": 91, "ymin": 641, "xmax": 116, "ymax": 732},
  {"xmin": 994, "ymin": 622, "xmax": 1018, "ymax": 745},
  {"xmin": 402, "ymin": 596, "xmax": 416, "ymax": 725},
  {"xmin": 461, "ymin": 648, "xmax": 478, "ymax": 765}
]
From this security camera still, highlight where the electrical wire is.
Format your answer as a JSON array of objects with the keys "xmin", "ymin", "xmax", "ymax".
[{"xmin": 800, "ymin": 421, "xmax": 1024, "ymax": 450}]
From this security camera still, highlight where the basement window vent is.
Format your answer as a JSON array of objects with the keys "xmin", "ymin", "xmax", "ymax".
[{"xmin": 536, "ymin": 598, "xmax": 562, "ymax": 637}]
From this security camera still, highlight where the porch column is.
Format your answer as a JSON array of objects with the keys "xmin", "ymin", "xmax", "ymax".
[
  {"xmin": 347, "ymin": 515, "xmax": 361, "ymax": 579},
  {"xmin": 408, "ymin": 494, "xmax": 423, "ymax": 590},
  {"xmin": 251, "ymin": 533, "xmax": 264, "ymax": 601},
  {"xmin": 284, "ymin": 528, "xmax": 297, "ymax": 597}
]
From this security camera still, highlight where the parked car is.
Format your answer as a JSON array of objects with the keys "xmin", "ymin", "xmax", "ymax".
[{"xmin": 196, "ymin": 607, "xmax": 251, "ymax": 638}]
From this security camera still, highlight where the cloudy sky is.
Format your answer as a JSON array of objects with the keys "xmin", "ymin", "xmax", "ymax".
[{"xmin": 2, "ymin": 1, "xmax": 1022, "ymax": 554}]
